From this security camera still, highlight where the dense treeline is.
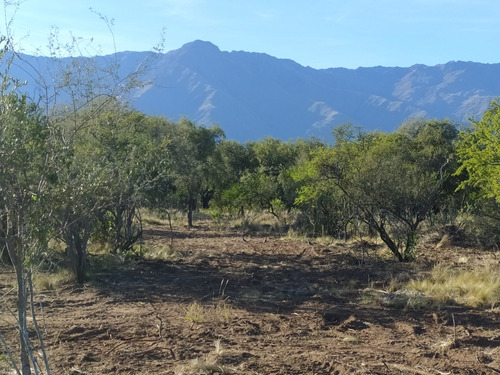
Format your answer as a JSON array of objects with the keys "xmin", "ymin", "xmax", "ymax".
[{"xmin": 2, "ymin": 94, "xmax": 499, "ymax": 277}]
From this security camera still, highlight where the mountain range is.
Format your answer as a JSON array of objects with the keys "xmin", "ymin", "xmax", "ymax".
[{"xmin": 9, "ymin": 40, "xmax": 500, "ymax": 142}]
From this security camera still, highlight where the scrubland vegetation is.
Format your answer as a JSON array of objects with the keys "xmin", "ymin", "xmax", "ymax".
[{"xmin": 0, "ymin": 14, "xmax": 499, "ymax": 375}]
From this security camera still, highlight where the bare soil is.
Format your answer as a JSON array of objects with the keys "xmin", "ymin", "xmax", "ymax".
[{"xmin": 1, "ymin": 225, "xmax": 499, "ymax": 374}]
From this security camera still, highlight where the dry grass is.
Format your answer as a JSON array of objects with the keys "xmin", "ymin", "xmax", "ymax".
[
  {"xmin": 228, "ymin": 211, "xmax": 283, "ymax": 233},
  {"xmin": 407, "ymin": 264, "xmax": 500, "ymax": 308},
  {"xmin": 144, "ymin": 243, "xmax": 179, "ymax": 261},
  {"xmin": 361, "ymin": 261, "xmax": 500, "ymax": 310},
  {"xmin": 175, "ymin": 339, "xmax": 235, "ymax": 374},
  {"xmin": 142, "ymin": 213, "xmax": 167, "ymax": 226},
  {"xmin": 435, "ymin": 233, "xmax": 452, "ymax": 249},
  {"xmin": 341, "ymin": 333, "xmax": 362, "ymax": 344},
  {"xmin": 361, "ymin": 287, "xmax": 432, "ymax": 309},
  {"xmin": 184, "ymin": 300, "xmax": 234, "ymax": 324},
  {"xmin": 34, "ymin": 269, "xmax": 75, "ymax": 290},
  {"xmin": 142, "ymin": 208, "xmax": 211, "ymax": 228}
]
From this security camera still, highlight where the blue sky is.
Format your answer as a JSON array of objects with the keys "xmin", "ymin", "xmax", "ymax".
[{"xmin": 6, "ymin": 0, "xmax": 500, "ymax": 69}]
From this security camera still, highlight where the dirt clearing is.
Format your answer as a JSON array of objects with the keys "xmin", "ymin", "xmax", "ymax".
[{"xmin": 1, "ymin": 225, "xmax": 499, "ymax": 374}]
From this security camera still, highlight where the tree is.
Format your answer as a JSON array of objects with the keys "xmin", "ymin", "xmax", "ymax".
[
  {"xmin": 0, "ymin": 92, "xmax": 59, "ymax": 375},
  {"xmin": 218, "ymin": 138, "xmax": 301, "ymax": 226},
  {"xmin": 306, "ymin": 121, "xmax": 458, "ymax": 261},
  {"xmin": 236, "ymin": 171, "xmax": 284, "ymax": 218},
  {"xmin": 293, "ymin": 150, "xmax": 354, "ymax": 237},
  {"xmin": 252, "ymin": 138, "xmax": 300, "ymax": 212},
  {"xmin": 208, "ymin": 139, "xmax": 258, "ymax": 213},
  {"xmin": 0, "ymin": 3, "xmax": 165, "ymax": 372},
  {"xmin": 53, "ymin": 139, "xmax": 105, "ymax": 283},
  {"xmin": 456, "ymin": 101, "xmax": 500, "ymax": 203},
  {"xmin": 83, "ymin": 107, "xmax": 171, "ymax": 252},
  {"xmin": 35, "ymin": 20, "xmax": 162, "ymax": 279},
  {"xmin": 455, "ymin": 101, "xmax": 500, "ymax": 247},
  {"xmin": 164, "ymin": 118, "xmax": 224, "ymax": 227},
  {"xmin": 52, "ymin": 105, "xmax": 173, "ymax": 282},
  {"xmin": 0, "ymin": 6, "xmax": 62, "ymax": 372},
  {"xmin": 252, "ymin": 137, "xmax": 298, "ymax": 178}
]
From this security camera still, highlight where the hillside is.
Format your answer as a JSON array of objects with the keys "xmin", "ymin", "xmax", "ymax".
[{"xmin": 9, "ymin": 40, "xmax": 500, "ymax": 141}]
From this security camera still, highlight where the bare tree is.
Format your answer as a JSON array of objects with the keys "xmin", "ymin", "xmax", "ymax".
[{"xmin": 0, "ymin": 2, "xmax": 165, "ymax": 372}]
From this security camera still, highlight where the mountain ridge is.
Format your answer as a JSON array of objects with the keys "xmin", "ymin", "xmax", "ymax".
[{"xmin": 9, "ymin": 40, "xmax": 500, "ymax": 141}]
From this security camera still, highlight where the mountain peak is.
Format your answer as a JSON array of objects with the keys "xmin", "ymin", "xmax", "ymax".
[{"xmin": 180, "ymin": 40, "xmax": 221, "ymax": 53}]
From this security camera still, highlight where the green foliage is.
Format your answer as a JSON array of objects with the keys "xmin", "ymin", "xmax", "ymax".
[
  {"xmin": 459, "ymin": 199, "xmax": 500, "ymax": 249},
  {"xmin": 456, "ymin": 101, "xmax": 500, "ymax": 202},
  {"xmin": 163, "ymin": 118, "xmax": 224, "ymax": 226},
  {"xmin": 218, "ymin": 138, "xmax": 313, "ymax": 227},
  {"xmin": 210, "ymin": 137, "xmax": 304, "ymax": 225},
  {"xmin": 298, "ymin": 121, "xmax": 458, "ymax": 260},
  {"xmin": 292, "ymin": 147, "xmax": 353, "ymax": 237},
  {"xmin": 252, "ymin": 137, "xmax": 298, "ymax": 176},
  {"xmin": 0, "ymin": 93, "xmax": 62, "ymax": 262},
  {"xmin": 453, "ymin": 101, "xmax": 500, "ymax": 248},
  {"xmin": 208, "ymin": 140, "xmax": 258, "ymax": 211}
]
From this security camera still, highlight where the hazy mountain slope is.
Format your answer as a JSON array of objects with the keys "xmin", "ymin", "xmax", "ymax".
[
  {"xmin": 129, "ymin": 41, "xmax": 500, "ymax": 141},
  {"xmin": 8, "ymin": 40, "xmax": 500, "ymax": 141}
]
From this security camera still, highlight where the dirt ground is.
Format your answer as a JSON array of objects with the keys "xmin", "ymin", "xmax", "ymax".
[{"xmin": 1, "ymin": 224, "xmax": 499, "ymax": 374}]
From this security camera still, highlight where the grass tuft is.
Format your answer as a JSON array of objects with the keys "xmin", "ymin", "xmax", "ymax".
[
  {"xmin": 34, "ymin": 269, "xmax": 75, "ymax": 290},
  {"xmin": 175, "ymin": 340, "xmax": 235, "ymax": 374},
  {"xmin": 144, "ymin": 244, "xmax": 179, "ymax": 261},
  {"xmin": 188, "ymin": 358, "xmax": 229, "ymax": 374},
  {"xmin": 184, "ymin": 300, "xmax": 234, "ymax": 324},
  {"xmin": 184, "ymin": 301, "xmax": 205, "ymax": 323},
  {"xmin": 407, "ymin": 264, "xmax": 500, "ymax": 308}
]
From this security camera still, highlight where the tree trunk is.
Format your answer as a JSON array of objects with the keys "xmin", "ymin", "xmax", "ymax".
[
  {"xmin": 121, "ymin": 205, "xmax": 142, "ymax": 253},
  {"xmin": 0, "ymin": 214, "xmax": 11, "ymax": 265},
  {"xmin": 377, "ymin": 223, "xmax": 405, "ymax": 262},
  {"xmin": 64, "ymin": 222, "xmax": 90, "ymax": 284},
  {"xmin": 402, "ymin": 226, "xmax": 419, "ymax": 260},
  {"xmin": 0, "ymin": 243, "xmax": 10, "ymax": 264},
  {"xmin": 111, "ymin": 205, "xmax": 125, "ymax": 254},
  {"xmin": 16, "ymin": 267, "xmax": 31, "ymax": 375},
  {"xmin": 187, "ymin": 191, "xmax": 195, "ymax": 228},
  {"xmin": 201, "ymin": 190, "xmax": 213, "ymax": 209},
  {"xmin": 5, "ymin": 229, "xmax": 31, "ymax": 374}
]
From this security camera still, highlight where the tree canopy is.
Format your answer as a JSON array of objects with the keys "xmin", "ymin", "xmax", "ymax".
[
  {"xmin": 456, "ymin": 101, "xmax": 500, "ymax": 203},
  {"xmin": 295, "ymin": 120, "xmax": 458, "ymax": 261}
]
